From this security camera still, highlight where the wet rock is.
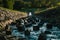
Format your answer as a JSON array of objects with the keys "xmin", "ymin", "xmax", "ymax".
[
  {"xmin": 18, "ymin": 38, "xmax": 26, "ymax": 40},
  {"xmin": 5, "ymin": 25, "xmax": 9, "ymax": 30},
  {"xmin": 38, "ymin": 22, "xmax": 43, "ymax": 27},
  {"xmin": 5, "ymin": 25, "xmax": 11, "ymax": 35},
  {"xmin": 0, "ymin": 36, "xmax": 6, "ymax": 40},
  {"xmin": 33, "ymin": 17, "xmax": 39, "ymax": 22},
  {"xmin": 24, "ymin": 30, "xmax": 30, "ymax": 36},
  {"xmin": 6, "ymin": 31, "xmax": 11, "ymax": 35},
  {"xmin": 33, "ymin": 26, "xmax": 39, "ymax": 31},
  {"xmin": 16, "ymin": 19, "xmax": 23, "ymax": 25},
  {"xmin": 57, "ymin": 25, "xmax": 60, "ymax": 29},
  {"xmin": 25, "ymin": 23, "xmax": 32, "ymax": 27},
  {"xmin": 44, "ymin": 31, "xmax": 51, "ymax": 34},
  {"xmin": 16, "ymin": 25, "xmax": 25, "ymax": 32},
  {"xmin": 27, "ymin": 17, "xmax": 36, "ymax": 24},
  {"xmin": 46, "ymin": 23, "xmax": 53, "ymax": 29},
  {"xmin": 10, "ymin": 22, "xmax": 16, "ymax": 25},
  {"xmin": 38, "ymin": 20, "xmax": 45, "ymax": 27},
  {"xmin": 38, "ymin": 33, "xmax": 46, "ymax": 40}
]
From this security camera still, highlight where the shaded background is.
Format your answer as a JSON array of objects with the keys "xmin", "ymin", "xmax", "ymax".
[{"xmin": 0, "ymin": 0, "xmax": 60, "ymax": 12}]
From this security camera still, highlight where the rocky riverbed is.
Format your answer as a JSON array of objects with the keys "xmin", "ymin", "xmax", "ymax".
[
  {"xmin": 0, "ymin": 7, "xmax": 27, "ymax": 29},
  {"xmin": 0, "ymin": 6, "xmax": 60, "ymax": 40}
]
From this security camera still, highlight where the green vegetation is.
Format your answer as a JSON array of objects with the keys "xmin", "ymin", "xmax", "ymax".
[
  {"xmin": 0, "ymin": 0, "xmax": 3, "ymax": 7},
  {"xmin": 0, "ymin": 0, "xmax": 16, "ymax": 9},
  {"xmin": 6, "ymin": 0, "xmax": 14, "ymax": 9},
  {"xmin": 0, "ymin": 0, "xmax": 14, "ymax": 9},
  {"xmin": 0, "ymin": 0, "xmax": 60, "ymax": 11}
]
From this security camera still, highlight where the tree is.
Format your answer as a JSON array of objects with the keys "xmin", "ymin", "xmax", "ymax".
[
  {"xmin": 2, "ymin": 0, "xmax": 14, "ymax": 9},
  {"xmin": 0, "ymin": 0, "xmax": 3, "ymax": 7}
]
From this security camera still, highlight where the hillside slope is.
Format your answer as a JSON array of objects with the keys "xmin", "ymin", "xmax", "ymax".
[{"xmin": 0, "ymin": 7, "xmax": 27, "ymax": 29}]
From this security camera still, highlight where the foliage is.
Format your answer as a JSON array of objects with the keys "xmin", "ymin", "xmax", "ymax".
[
  {"xmin": 0, "ymin": 0, "xmax": 60, "ymax": 11},
  {"xmin": 0, "ymin": 0, "xmax": 14, "ymax": 9},
  {"xmin": 0, "ymin": 0, "xmax": 3, "ymax": 7},
  {"xmin": 6, "ymin": 0, "xmax": 14, "ymax": 9}
]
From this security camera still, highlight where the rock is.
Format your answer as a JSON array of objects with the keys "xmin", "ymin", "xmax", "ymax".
[
  {"xmin": 24, "ymin": 30, "xmax": 30, "ymax": 36},
  {"xmin": 0, "ymin": 7, "xmax": 27, "ymax": 29},
  {"xmin": 44, "ymin": 31, "xmax": 51, "ymax": 34},
  {"xmin": 18, "ymin": 38, "xmax": 26, "ymax": 40},
  {"xmin": 10, "ymin": 22, "xmax": 16, "ymax": 25},
  {"xmin": 0, "ymin": 36, "xmax": 6, "ymax": 40},
  {"xmin": 6, "ymin": 31, "xmax": 11, "ymax": 35},
  {"xmin": 33, "ymin": 26, "xmax": 39, "ymax": 31},
  {"xmin": 38, "ymin": 33, "xmax": 46, "ymax": 40},
  {"xmin": 25, "ymin": 23, "xmax": 32, "ymax": 27},
  {"xmin": 16, "ymin": 25, "xmax": 25, "ymax": 32},
  {"xmin": 46, "ymin": 23, "xmax": 52, "ymax": 29}
]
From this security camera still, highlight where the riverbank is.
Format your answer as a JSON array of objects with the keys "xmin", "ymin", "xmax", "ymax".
[{"xmin": 0, "ymin": 7, "xmax": 27, "ymax": 29}]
